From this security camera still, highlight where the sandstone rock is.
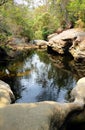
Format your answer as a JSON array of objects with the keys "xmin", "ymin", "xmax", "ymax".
[
  {"xmin": 48, "ymin": 29, "xmax": 85, "ymax": 61},
  {"xmin": 47, "ymin": 33, "xmax": 58, "ymax": 40},
  {"xmin": 70, "ymin": 35, "xmax": 85, "ymax": 61},
  {"xmin": 0, "ymin": 101, "xmax": 84, "ymax": 130},
  {"xmin": 29, "ymin": 40, "xmax": 48, "ymax": 49},
  {"xmin": 48, "ymin": 29, "xmax": 79, "ymax": 54},
  {"xmin": 67, "ymin": 77, "xmax": 85, "ymax": 124},
  {"xmin": 71, "ymin": 77, "xmax": 85, "ymax": 103},
  {"xmin": 0, "ymin": 80, "xmax": 15, "ymax": 106}
]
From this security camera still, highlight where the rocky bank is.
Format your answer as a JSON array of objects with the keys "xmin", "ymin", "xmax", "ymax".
[
  {"xmin": 48, "ymin": 28, "xmax": 85, "ymax": 61},
  {"xmin": 0, "ymin": 78, "xmax": 85, "ymax": 130}
]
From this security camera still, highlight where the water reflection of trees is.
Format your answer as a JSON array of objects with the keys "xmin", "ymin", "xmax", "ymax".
[
  {"xmin": 0, "ymin": 50, "xmax": 78, "ymax": 102},
  {"xmin": 33, "ymin": 52, "xmax": 75, "ymax": 102}
]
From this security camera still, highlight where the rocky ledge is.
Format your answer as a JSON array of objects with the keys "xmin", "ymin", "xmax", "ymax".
[
  {"xmin": 47, "ymin": 28, "xmax": 85, "ymax": 61},
  {"xmin": 0, "ymin": 77, "xmax": 85, "ymax": 130}
]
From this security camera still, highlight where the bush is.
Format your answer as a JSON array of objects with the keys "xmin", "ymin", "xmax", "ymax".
[{"xmin": 75, "ymin": 19, "xmax": 85, "ymax": 28}]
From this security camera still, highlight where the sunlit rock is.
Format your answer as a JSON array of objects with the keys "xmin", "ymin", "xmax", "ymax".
[
  {"xmin": 48, "ymin": 29, "xmax": 85, "ymax": 61},
  {"xmin": 71, "ymin": 77, "xmax": 85, "ymax": 103},
  {"xmin": 0, "ymin": 101, "xmax": 84, "ymax": 130},
  {"xmin": 70, "ymin": 36, "xmax": 85, "ymax": 61},
  {"xmin": 48, "ymin": 29, "xmax": 78, "ymax": 54},
  {"xmin": 29, "ymin": 40, "xmax": 48, "ymax": 49},
  {"xmin": 67, "ymin": 77, "xmax": 85, "ymax": 125},
  {"xmin": 0, "ymin": 80, "xmax": 15, "ymax": 106},
  {"xmin": 47, "ymin": 33, "xmax": 58, "ymax": 40}
]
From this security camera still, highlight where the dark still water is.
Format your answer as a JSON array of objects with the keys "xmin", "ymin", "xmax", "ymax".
[{"xmin": 0, "ymin": 50, "xmax": 77, "ymax": 103}]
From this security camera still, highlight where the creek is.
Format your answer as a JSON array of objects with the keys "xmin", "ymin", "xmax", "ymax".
[{"xmin": 0, "ymin": 50, "xmax": 85, "ymax": 130}]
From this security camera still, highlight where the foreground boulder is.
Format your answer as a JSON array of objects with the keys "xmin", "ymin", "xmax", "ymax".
[
  {"xmin": 0, "ymin": 101, "xmax": 84, "ymax": 130},
  {"xmin": 0, "ymin": 78, "xmax": 85, "ymax": 130},
  {"xmin": 67, "ymin": 77, "xmax": 85, "ymax": 125},
  {"xmin": 0, "ymin": 80, "xmax": 15, "ymax": 106},
  {"xmin": 48, "ymin": 29, "xmax": 85, "ymax": 61}
]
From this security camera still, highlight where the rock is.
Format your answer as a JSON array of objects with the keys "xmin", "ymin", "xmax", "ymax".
[
  {"xmin": 47, "ymin": 33, "xmax": 58, "ymax": 40},
  {"xmin": 48, "ymin": 29, "xmax": 85, "ymax": 61},
  {"xmin": 71, "ymin": 77, "xmax": 85, "ymax": 103},
  {"xmin": 0, "ymin": 78, "xmax": 85, "ymax": 130},
  {"xmin": 68, "ymin": 77, "xmax": 85, "ymax": 124},
  {"xmin": 0, "ymin": 80, "xmax": 15, "ymax": 106},
  {"xmin": 29, "ymin": 40, "xmax": 48, "ymax": 49},
  {"xmin": 69, "ymin": 32, "xmax": 85, "ymax": 61},
  {"xmin": 48, "ymin": 29, "xmax": 79, "ymax": 54},
  {"xmin": 0, "ymin": 101, "xmax": 84, "ymax": 130}
]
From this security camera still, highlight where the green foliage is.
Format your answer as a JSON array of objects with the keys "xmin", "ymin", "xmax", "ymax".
[
  {"xmin": 75, "ymin": 19, "xmax": 85, "ymax": 28},
  {"xmin": 67, "ymin": 0, "xmax": 85, "ymax": 26},
  {"xmin": 0, "ymin": 0, "xmax": 10, "ymax": 6},
  {"xmin": 0, "ymin": 1, "xmax": 34, "ymax": 43},
  {"xmin": 34, "ymin": 30, "xmax": 43, "ymax": 39},
  {"xmin": 0, "ymin": 0, "xmax": 85, "ymax": 44},
  {"xmin": 32, "ymin": 10, "xmax": 60, "ymax": 40}
]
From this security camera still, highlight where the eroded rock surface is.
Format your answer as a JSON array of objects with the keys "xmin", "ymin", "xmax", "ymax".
[{"xmin": 48, "ymin": 29, "xmax": 85, "ymax": 61}]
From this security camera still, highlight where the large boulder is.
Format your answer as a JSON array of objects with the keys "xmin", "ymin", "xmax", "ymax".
[
  {"xmin": 0, "ymin": 101, "xmax": 84, "ymax": 130},
  {"xmin": 48, "ymin": 29, "xmax": 79, "ymax": 54},
  {"xmin": 0, "ymin": 80, "xmax": 15, "ymax": 106},
  {"xmin": 48, "ymin": 29, "xmax": 85, "ymax": 61},
  {"xmin": 0, "ymin": 78, "xmax": 85, "ymax": 130},
  {"xmin": 67, "ymin": 77, "xmax": 85, "ymax": 125}
]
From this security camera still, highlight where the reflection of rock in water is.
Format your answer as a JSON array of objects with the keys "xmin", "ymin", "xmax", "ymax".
[
  {"xmin": 0, "ymin": 51, "xmax": 81, "ymax": 103},
  {"xmin": 69, "ymin": 61, "xmax": 85, "ymax": 80},
  {"xmin": 49, "ymin": 53, "xmax": 85, "ymax": 80}
]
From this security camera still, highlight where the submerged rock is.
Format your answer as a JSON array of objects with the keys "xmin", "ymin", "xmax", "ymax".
[{"xmin": 0, "ymin": 78, "xmax": 85, "ymax": 130}]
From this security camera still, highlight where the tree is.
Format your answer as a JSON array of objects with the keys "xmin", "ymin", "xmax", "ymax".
[
  {"xmin": 67, "ymin": 0, "xmax": 85, "ymax": 27},
  {"xmin": 0, "ymin": 0, "xmax": 8, "ymax": 6},
  {"xmin": 0, "ymin": 0, "xmax": 34, "ymax": 43}
]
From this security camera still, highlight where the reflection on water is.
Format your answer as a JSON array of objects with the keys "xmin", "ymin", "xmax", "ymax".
[
  {"xmin": 15, "ymin": 53, "xmax": 75, "ymax": 103},
  {"xmin": 0, "ymin": 50, "xmax": 85, "ymax": 130},
  {"xmin": 0, "ymin": 51, "xmax": 76, "ymax": 103}
]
